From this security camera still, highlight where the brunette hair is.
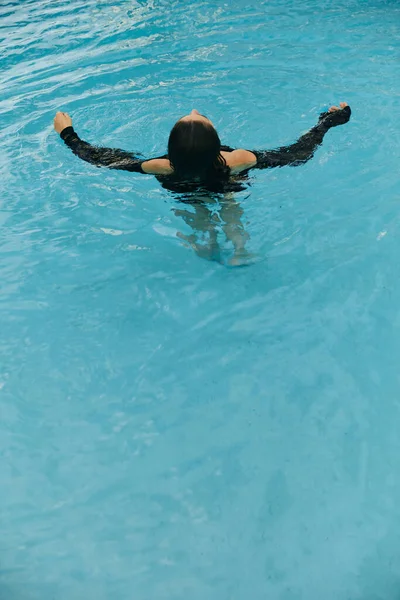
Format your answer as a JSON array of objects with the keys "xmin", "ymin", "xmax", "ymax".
[{"xmin": 167, "ymin": 119, "xmax": 229, "ymax": 182}]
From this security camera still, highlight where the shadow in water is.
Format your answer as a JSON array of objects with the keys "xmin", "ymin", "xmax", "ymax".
[{"xmin": 173, "ymin": 191, "xmax": 257, "ymax": 267}]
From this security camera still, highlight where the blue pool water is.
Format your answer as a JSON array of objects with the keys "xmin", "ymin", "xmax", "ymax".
[{"xmin": 1, "ymin": 0, "xmax": 400, "ymax": 598}]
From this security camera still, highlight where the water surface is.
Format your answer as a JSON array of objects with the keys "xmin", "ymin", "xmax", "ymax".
[{"xmin": 1, "ymin": 0, "xmax": 400, "ymax": 598}]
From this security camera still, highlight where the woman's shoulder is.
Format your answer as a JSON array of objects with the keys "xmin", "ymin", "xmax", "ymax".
[
  {"xmin": 141, "ymin": 148, "xmax": 258, "ymax": 177},
  {"xmin": 221, "ymin": 149, "xmax": 257, "ymax": 173},
  {"xmin": 141, "ymin": 157, "xmax": 174, "ymax": 175}
]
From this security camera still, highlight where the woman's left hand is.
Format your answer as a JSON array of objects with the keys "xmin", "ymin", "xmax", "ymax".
[{"xmin": 54, "ymin": 111, "xmax": 72, "ymax": 134}]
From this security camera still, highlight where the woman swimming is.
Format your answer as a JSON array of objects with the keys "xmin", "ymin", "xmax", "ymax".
[
  {"xmin": 54, "ymin": 103, "xmax": 351, "ymax": 193},
  {"xmin": 54, "ymin": 103, "xmax": 351, "ymax": 264}
]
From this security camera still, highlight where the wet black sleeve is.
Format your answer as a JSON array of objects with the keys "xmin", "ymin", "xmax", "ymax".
[
  {"xmin": 60, "ymin": 126, "xmax": 146, "ymax": 173},
  {"xmin": 252, "ymin": 106, "xmax": 351, "ymax": 169}
]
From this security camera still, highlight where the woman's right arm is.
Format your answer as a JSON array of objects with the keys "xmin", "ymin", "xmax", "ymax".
[
  {"xmin": 226, "ymin": 103, "xmax": 351, "ymax": 172},
  {"xmin": 251, "ymin": 103, "xmax": 351, "ymax": 169}
]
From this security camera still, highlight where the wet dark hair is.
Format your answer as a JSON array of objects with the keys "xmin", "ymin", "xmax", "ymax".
[{"xmin": 167, "ymin": 119, "xmax": 229, "ymax": 182}]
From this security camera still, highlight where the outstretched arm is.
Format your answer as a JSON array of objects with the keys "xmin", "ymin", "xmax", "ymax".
[
  {"xmin": 54, "ymin": 111, "xmax": 146, "ymax": 173},
  {"xmin": 251, "ymin": 103, "xmax": 351, "ymax": 169}
]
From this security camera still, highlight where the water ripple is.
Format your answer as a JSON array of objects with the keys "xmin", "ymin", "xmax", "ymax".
[{"xmin": 1, "ymin": 1, "xmax": 400, "ymax": 599}]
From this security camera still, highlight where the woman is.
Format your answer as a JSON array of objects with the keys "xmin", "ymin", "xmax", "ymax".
[
  {"xmin": 54, "ymin": 103, "xmax": 351, "ymax": 190},
  {"xmin": 54, "ymin": 103, "xmax": 351, "ymax": 264}
]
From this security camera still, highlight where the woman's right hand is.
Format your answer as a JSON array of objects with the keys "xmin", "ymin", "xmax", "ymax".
[
  {"xmin": 319, "ymin": 102, "xmax": 351, "ymax": 128},
  {"xmin": 54, "ymin": 111, "xmax": 72, "ymax": 134},
  {"xmin": 328, "ymin": 101, "xmax": 349, "ymax": 113}
]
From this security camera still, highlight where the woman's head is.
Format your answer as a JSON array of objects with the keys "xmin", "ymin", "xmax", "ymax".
[{"xmin": 168, "ymin": 110, "xmax": 227, "ymax": 180}]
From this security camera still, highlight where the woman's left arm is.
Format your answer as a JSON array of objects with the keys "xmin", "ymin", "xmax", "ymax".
[{"xmin": 54, "ymin": 111, "xmax": 146, "ymax": 173}]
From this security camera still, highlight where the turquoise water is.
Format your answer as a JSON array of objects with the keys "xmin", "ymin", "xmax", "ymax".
[{"xmin": 1, "ymin": 0, "xmax": 400, "ymax": 598}]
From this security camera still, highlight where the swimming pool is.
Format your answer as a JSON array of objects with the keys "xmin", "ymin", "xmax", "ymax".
[{"xmin": 1, "ymin": 0, "xmax": 400, "ymax": 598}]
